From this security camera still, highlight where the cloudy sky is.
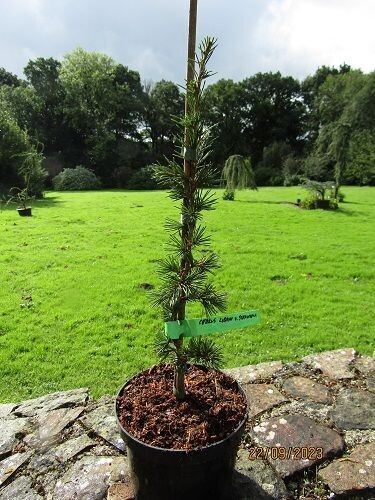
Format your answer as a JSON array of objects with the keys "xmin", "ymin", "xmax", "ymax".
[{"xmin": 0, "ymin": 0, "xmax": 374, "ymax": 84}]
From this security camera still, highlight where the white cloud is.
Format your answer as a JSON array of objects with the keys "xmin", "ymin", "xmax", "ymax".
[
  {"xmin": 0, "ymin": 0, "xmax": 374, "ymax": 82},
  {"xmin": 253, "ymin": 0, "xmax": 375, "ymax": 78}
]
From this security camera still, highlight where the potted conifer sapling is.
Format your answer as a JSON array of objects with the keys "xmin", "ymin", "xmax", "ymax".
[
  {"xmin": 7, "ymin": 187, "xmax": 33, "ymax": 216},
  {"xmin": 115, "ymin": 34, "xmax": 259, "ymax": 500}
]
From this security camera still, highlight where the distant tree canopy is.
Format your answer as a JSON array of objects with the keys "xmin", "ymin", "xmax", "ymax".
[{"xmin": 0, "ymin": 49, "xmax": 373, "ymax": 191}]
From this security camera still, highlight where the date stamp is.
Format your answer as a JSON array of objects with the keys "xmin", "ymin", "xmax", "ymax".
[{"xmin": 248, "ymin": 446, "xmax": 324, "ymax": 461}]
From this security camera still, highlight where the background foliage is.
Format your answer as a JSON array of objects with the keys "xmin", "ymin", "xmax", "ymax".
[{"xmin": 0, "ymin": 51, "xmax": 374, "ymax": 192}]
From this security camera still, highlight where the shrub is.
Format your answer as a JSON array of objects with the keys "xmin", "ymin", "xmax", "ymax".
[
  {"xmin": 303, "ymin": 179, "xmax": 335, "ymax": 200},
  {"xmin": 329, "ymin": 199, "xmax": 339, "ymax": 210},
  {"xmin": 222, "ymin": 189, "xmax": 235, "ymax": 201},
  {"xmin": 52, "ymin": 166, "xmax": 101, "ymax": 191},
  {"xmin": 283, "ymin": 156, "xmax": 301, "ymax": 186},
  {"xmin": 337, "ymin": 191, "xmax": 345, "ymax": 202},
  {"xmin": 300, "ymin": 196, "xmax": 317, "ymax": 210},
  {"xmin": 128, "ymin": 166, "xmax": 158, "ymax": 190}
]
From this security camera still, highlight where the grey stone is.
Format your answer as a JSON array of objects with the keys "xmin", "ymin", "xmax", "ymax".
[
  {"xmin": 14, "ymin": 388, "xmax": 88, "ymax": 417},
  {"xmin": 80, "ymin": 404, "xmax": 125, "ymax": 451},
  {"xmin": 244, "ymin": 384, "xmax": 288, "ymax": 418},
  {"xmin": 107, "ymin": 480, "xmax": 134, "ymax": 500},
  {"xmin": 329, "ymin": 388, "xmax": 375, "ymax": 430},
  {"xmin": 54, "ymin": 434, "xmax": 95, "ymax": 463},
  {"xmin": 26, "ymin": 406, "xmax": 84, "ymax": 450},
  {"xmin": 354, "ymin": 355, "xmax": 375, "ymax": 376},
  {"xmin": 282, "ymin": 376, "xmax": 331, "ymax": 404},
  {"xmin": 303, "ymin": 348, "xmax": 356, "ymax": 380},
  {"xmin": 224, "ymin": 361, "xmax": 283, "ymax": 384},
  {"xmin": 319, "ymin": 441, "xmax": 375, "ymax": 496},
  {"xmin": 0, "ymin": 452, "xmax": 32, "ymax": 488},
  {"xmin": 0, "ymin": 405, "xmax": 16, "ymax": 419},
  {"xmin": 367, "ymin": 377, "xmax": 375, "ymax": 392},
  {"xmin": 28, "ymin": 452, "xmax": 57, "ymax": 473},
  {"xmin": 53, "ymin": 456, "xmax": 128, "ymax": 499},
  {"xmin": 0, "ymin": 475, "xmax": 42, "ymax": 500},
  {"xmin": 250, "ymin": 414, "xmax": 344, "ymax": 478},
  {"xmin": 0, "ymin": 418, "xmax": 33, "ymax": 457},
  {"xmin": 233, "ymin": 449, "xmax": 288, "ymax": 499}
]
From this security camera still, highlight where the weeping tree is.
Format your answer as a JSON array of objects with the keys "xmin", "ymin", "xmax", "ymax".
[
  {"xmin": 222, "ymin": 154, "xmax": 257, "ymax": 199},
  {"xmin": 153, "ymin": 37, "xmax": 226, "ymax": 400},
  {"xmin": 329, "ymin": 122, "xmax": 351, "ymax": 199}
]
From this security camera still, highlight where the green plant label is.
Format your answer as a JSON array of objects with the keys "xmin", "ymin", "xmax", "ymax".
[{"xmin": 165, "ymin": 310, "xmax": 260, "ymax": 339}]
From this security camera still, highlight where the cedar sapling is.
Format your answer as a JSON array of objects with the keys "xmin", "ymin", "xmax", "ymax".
[{"xmin": 153, "ymin": 37, "xmax": 226, "ymax": 400}]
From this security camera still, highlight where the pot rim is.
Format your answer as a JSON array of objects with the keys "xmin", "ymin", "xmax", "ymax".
[{"xmin": 115, "ymin": 363, "xmax": 248, "ymax": 454}]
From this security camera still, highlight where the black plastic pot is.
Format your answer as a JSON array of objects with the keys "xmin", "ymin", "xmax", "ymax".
[
  {"xmin": 115, "ymin": 370, "xmax": 248, "ymax": 500},
  {"xmin": 314, "ymin": 199, "xmax": 330, "ymax": 209},
  {"xmin": 17, "ymin": 207, "xmax": 32, "ymax": 216}
]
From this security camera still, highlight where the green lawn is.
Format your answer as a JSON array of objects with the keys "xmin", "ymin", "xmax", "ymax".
[{"xmin": 0, "ymin": 187, "xmax": 374, "ymax": 403}]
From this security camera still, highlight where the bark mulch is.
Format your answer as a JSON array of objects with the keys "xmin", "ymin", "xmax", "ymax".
[{"xmin": 117, "ymin": 364, "xmax": 247, "ymax": 450}]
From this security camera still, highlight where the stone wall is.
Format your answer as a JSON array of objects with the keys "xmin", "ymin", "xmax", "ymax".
[{"xmin": 0, "ymin": 348, "xmax": 374, "ymax": 499}]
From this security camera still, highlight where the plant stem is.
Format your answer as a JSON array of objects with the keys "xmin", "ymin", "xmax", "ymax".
[{"xmin": 172, "ymin": 0, "xmax": 198, "ymax": 400}]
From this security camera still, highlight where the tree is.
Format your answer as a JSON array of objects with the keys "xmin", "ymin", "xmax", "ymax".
[
  {"xmin": 0, "ymin": 108, "xmax": 45, "ymax": 196},
  {"xmin": 23, "ymin": 57, "xmax": 67, "ymax": 152},
  {"xmin": 308, "ymin": 70, "xmax": 374, "ymax": 187},
  {"xmin": 222, "ymin": 155, "xmax": 256, "ymax": 193},
  {"xmin": 240, "ymin": 72, "xmax": 305, "ymax": 166},
  {"xmin": 0, "ymin": 85, "xmax": 42, "ymax": 136},
  {"xmin": 153, "ymin": 38, "xmax": 226, "ymax": 400},
  {"xmin": 301, "ymin": 64, "xmax": 351, "ymax": 145},
  {"xmin": 256, "ymin": 141, "xmax": 292, "ymax": 185},
  {"xmin": 0, "ymin": 67, "xmax": 21, "ymax": 87},
  {"xmin": 202, "ymin": 79, "xmax": 246, "ymax": 167},
  {"xmin": 346, "ymin": 130, "xmax": 375, "ymax": 185},
  {"xmin": 142, "ymin": 80, "xmax": 184, "ymax": 161},
  {"xmin": 59, "ymin": 48, "xmax": 144, "ymax": 184}
]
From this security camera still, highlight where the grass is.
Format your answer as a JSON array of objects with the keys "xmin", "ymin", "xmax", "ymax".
[{"xmin": 0, "ymin": 186, "xmax": 374, "ymax": 402}]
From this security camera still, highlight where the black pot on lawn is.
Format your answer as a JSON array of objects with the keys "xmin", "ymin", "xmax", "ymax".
[
  {"xmin": 314, "ymin": 199, "xmax": 330, "ymax": 209},
  {"xmin": 17, "ymin": 207, "xmax": 32, "ymax": 216},
  {"xmin": 115, "ymin": 375, "xmax": 248, "ymax": 500}
]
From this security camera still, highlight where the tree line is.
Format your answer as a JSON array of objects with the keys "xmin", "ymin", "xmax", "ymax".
[{"xmin": 0, "ymin": 48, "xmax": 374, "ymax": 195}]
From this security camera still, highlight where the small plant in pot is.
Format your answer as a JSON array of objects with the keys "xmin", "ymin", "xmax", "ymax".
[
  {"xmin": 301, "ymin": 179, "xmax": 334, "ymax": 209},
  {"xmin": 115, "ymin": 35, "xmax": 254, "ymax": 500},
  {"xmin": 7, "ymin": 186, "xmax": 33, "ymax": 216}
]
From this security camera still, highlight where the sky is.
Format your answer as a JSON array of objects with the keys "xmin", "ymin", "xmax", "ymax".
[{"xmin": 0, "ymin": 0, "xmax": 374, "ymax": 85}]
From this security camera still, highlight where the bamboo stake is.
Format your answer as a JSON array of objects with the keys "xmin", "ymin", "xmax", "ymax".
[{"xmin": 173, "ymin": 0, "xmax": 198, "ymax": 399}]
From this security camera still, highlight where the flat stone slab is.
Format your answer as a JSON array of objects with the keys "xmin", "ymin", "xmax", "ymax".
[
  {"xmin": 355, "ymin": 355, "xmax": 375, "ymax": 376},
  {"xmin": 26, "ymin": 406, "xmax": 85, "ymax": 449},
  {"xmin": 0, "ymin": 475, "xmax": 43, "ymax": 500},
  {"xmin": 234, "ymin": 449, "xmax": 288, "ymax": 499},
  {"xmin": 303, "ymin": 348, "xmax": 356, "ymax": 380},
  {"xmin": 282, "ymin": 376, "xmax": 331, "ymax": 404},
  {"xmin": 0, "ymin": 452, "xmax": 32, "ymax": 488},
  {"xmin": 53, "ymin": 434, "xmax": 95, "ymax": 463},
  {"xmin": 14, "ymin": 388, "xmax": 88, "ymax": 417},
  {"xmin": 250, "ymin": 414, "xmax": 344, "ymax": 478},
  {"xmin": 329, "ymin": 388, "xmax": 375, "ymax": 430},
  {"xmin": 38, "ymin": 406, "xmax": 84, "ymax": 442},
  {"xmin": 54, "ymin": 456, "xmax": 128, "ymax": 499},
  {"xmin": 319, "ymin": 441, "xmax": 375, "ymax": 496},
  {"xmin": 0, "ymin": 418, "xmax": 33, "ymax": 457},
  {"xmin": 244, "ymin": 384, "xmax": 288, "ymax": 418},
  {"xmin": 0, "ymin": 405, "xmax": 16, "ymax": 419},
  {"xmin": 80, "ymin": 404, "xmax": 125, "ymax": 451},
  {"xmin": 225, "ymin": 361, "xmax": 283, "ymax": 384}
]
